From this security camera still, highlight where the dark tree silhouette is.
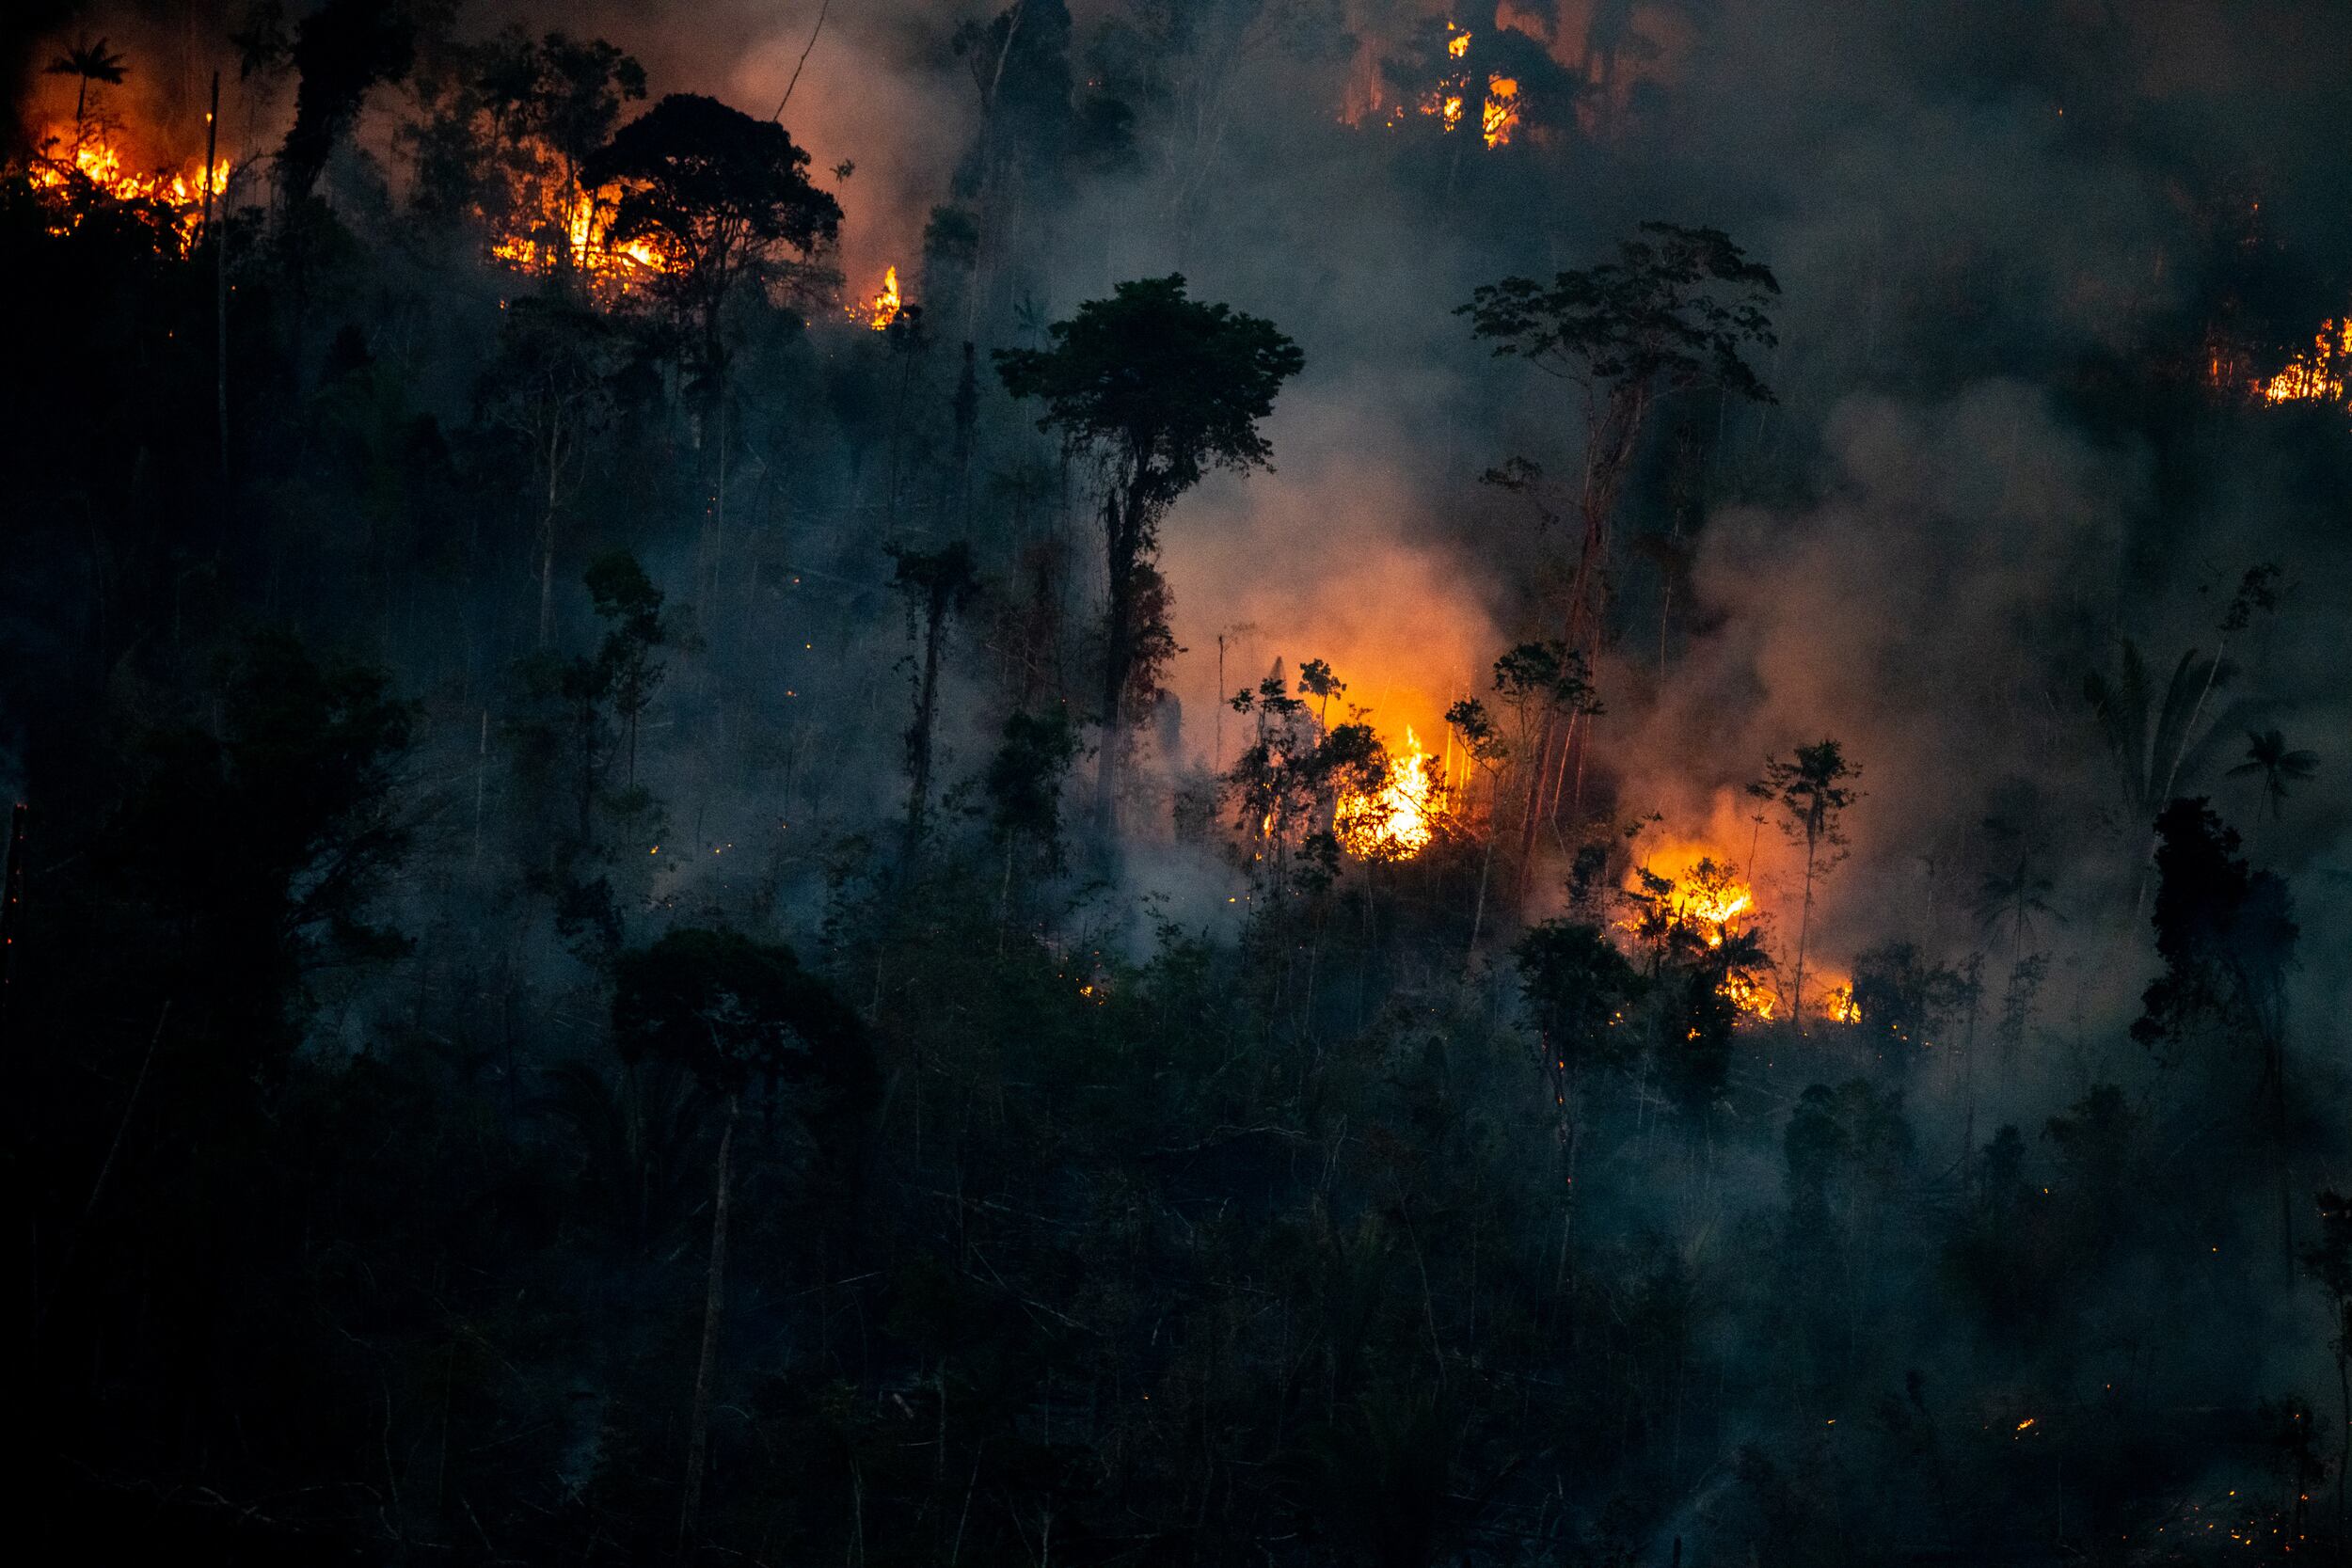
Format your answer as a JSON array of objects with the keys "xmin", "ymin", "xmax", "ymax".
[
  {"xmin": 278, "ymin": 0, "xmax": 418, "ymax": 201},
  {"xmin": 44, "ymin": 36, "xmax": 126, "ymax": 140},
  {"xmin": 2231, "ymin": 727, "xmax": 2321, "ymax": 820},
  {"xmin": 612, "ymin": 927, "xmax": 871, "ymax": 1558},
  {"xmin": 1462, "ymin": 222, "xmax": 1777, "ymax": 654},
  {"xmin": 475, "ymin": 296, "xmax": 633, "ymax": 646},
  {"xmin": 582, "ymin": 92, "xmax": 842, "ymax": 406},
  {"xmin": 887, "ymin": 540, "xmax": 980, "ymax": 861},
  {"xmin": 1751, "ymin": 738, "xmax": 1861, "ymax": 1032},
  {"xmin": 996, "ymin": 275, "xmax": 1302, "ymax": 839},
  {"xmin": 2136, "ymin": 799, "xmax": 2299, "ymax": 1273}
]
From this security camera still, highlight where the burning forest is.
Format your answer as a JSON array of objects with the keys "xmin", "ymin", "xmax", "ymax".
[{"xmin": 3, "ymin": 0, "xmax": 2351, "ymax": 1563}]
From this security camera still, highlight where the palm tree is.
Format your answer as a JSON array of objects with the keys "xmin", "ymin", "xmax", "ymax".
[
  {"xmin": 45, "ymin": 39, "xmax": 129, "ymax": 145},
  {"xmin": 1978, "ymin": 856, "xmax": 2058, "ymax": 966},
  {"xmin": 2229, "ymin": 728, "xmax": 2320, "ymax": 820}
]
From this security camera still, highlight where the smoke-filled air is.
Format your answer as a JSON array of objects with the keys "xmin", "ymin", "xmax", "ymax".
[{"xmin": 6, "ymin": 0, "xmax": 2352, "ymax": 1560}]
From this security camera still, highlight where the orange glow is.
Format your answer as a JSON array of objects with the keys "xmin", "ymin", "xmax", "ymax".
[
  {"xmin": 1815, "ymin": 975, "xmax": 1861, "ymax": 1025},
  {"xmin": 1619, "ymin": 841, "xmax": 1777, "ymax": 1022},
  {"xmin": 851, "ymin": 264, "xmax": 903, "ymax": 330},
  {"xmin": 1370, "ymin": 27, "xmax": 1518, "ymax": 149},
  {"xmin": 487, "ymin": 181, "xmax": 675, "ymax": 292},
  {"xmin": 2261, "ymin": 319, "xmax": 2349, "ymax": 406},
  {"xmin": 30, "ymin": 124, "xmax": 228, "ymax": 251},
  {"xmin": 1483, "ymin": 76, "xmax": 1520, "ymax": 148},
  {"xmin": 1337, "ymin": 726, "xmax": 1438, "ymax": 860}
]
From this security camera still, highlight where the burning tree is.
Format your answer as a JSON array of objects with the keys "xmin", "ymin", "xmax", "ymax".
[
  {"xmin": 581, "ymin": 92, "xmax": 843, "ymax": 421},
  {"xmin": 996, "ymin": 275, "xmax": 1303, "ymax": 842},
  {"xmin": 407, "ymin": 27, "xmax": 651, "ymax": 290},
  {"xmin": 1226, "ymin": 664, "xmax": 1390, "ymax": 898}
]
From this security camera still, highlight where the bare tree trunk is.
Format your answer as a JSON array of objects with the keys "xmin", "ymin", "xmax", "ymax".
[
  {"xmin": 1791, "ymin": 837, "xmax": 1817, "ymax": 1033},
  {"xmin": 202, "ymin": 72, "xmax": 228, "ymax": 480},
  {"xmin": 677, "ymin": 1091, "xmax": 741, "ymax": 1559},
  {"xmin": 1095, "ymin": 488, "xmax": 1139, "ymax": 844},
  {"xmin": 904, "ymin": 599, "xmax": 946, "ymax": 861},
  {"xmin": 537, "ymin": 415, "xmax": 563, "ymax": 649}
]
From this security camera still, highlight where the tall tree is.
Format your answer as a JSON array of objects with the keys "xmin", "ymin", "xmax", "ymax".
[
  {"xmin": 1751, "ymin": 738, "xmax": 1861, "ymax": 1032},
  {"xmin": 44, "ymin": 36, "xmax": 126, "ymax": 144},
  {"xmin": 2134, "ymin": 799, "xmax": 2299, "ymax": 1274},
  {"xmin": 1461, "ymin": 222, "xmax": 1777, "ymax": 656},
  {"xmin": 474, "ymin": 296, "xmax": 632, "ymax": 647},
  {"xmin": 582, "ymin": 92, "xmax": 842, "ymax": 420},
  {"xmin": 996, "ymin": 275, "xmax": 1302, "ymax": 839},
  {"xmin": 2229, "ymin": 727, "xmax": 2320, "ymax": 821},
  {"xmin": 278, "ymin": 0, "xmax": 418, "ymax": 202},
  {"xmin": 887, "ymin": 540, "xmax": 980, "ymax": 861},
  {"xmin": 611, "ymin": 927, "xmax": 872, "ymax": 1559}
]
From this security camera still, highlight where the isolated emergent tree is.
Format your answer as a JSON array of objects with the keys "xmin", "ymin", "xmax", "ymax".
[
  {"xmin": 45, "ymin": 37, "xmax": 128, "ymax": 146},
  {"xmin": 996, "ymin": 275, "xmax": 1303, "ymax": 838},
  {"xmin": 1461, "ymin": 221, "xmax": 1778, "ymax": 657}
]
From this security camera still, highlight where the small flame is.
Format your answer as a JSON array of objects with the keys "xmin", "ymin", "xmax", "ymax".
[
  {"xmin": 1617, "ymin": 843, "xmax": 1774, "ymax": 1021},
  {"xmin": 1448, "ymin": 28, "xmax": 1473, "ymax": 58}
]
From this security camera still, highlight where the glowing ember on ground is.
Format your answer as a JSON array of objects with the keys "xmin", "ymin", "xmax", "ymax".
[
  {"xmin": 1337, "ymin": 726, "xmax": 1437, "ymax": 860},
  {"xmin": 852, "ymin": 264, "xmax": 903, "ymax": 330},
  {"xmin": 29, "ymin": 125, "xmax": 227, "ymax": 250}
]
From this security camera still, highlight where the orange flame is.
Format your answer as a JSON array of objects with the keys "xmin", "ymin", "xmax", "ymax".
[
  {"xmin": 2261, "ymin": 319, "xmax": 2349, "ymax": 406},
  {"xmin": 1618, "ymin": 841, "xmax": 1775, "ymax": 1021},
  {"xmin": 30, "ymin": 124, "xmax": 228, "ymax": 251},
  {"xmin": 1483, "ymin": 77, "xmax": 1520, "ymax": 148},
  {"xmin": 487, "ymin": 182, "xmax": 675, "ymax": 292},
  {"xmin": 852, "ymin": 265, "xmax": 903, "ymax": 330},
  {"xmin": 1816, "ymin": 978, "xmax": 1861, "ymax": 1025},
  {"xmin": 1337, "ymin": 726, "xmax": 1438, "ymax": 860}
]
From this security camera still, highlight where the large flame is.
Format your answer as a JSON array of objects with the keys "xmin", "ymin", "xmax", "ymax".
[
  {"xmin": 30, "ymin": 124, "xmax": 228, "ymax": 251},
  {"xmin": 1618, "ymin": 841, "xmax": 1776, "ymax": 1021},
  {"xmin": 2261, "ymin": 319, "xmax": 2349, "ymax": 406},
  {"xmin": 851, "ymin": 265, "xmax": 904, "ymax": 330},
  {"xmin": 1483, "ymin": 77, "xmax": 1520, "ymax": 148},
  {"xmin": 487, "ymin": 181, "xmax": 675, "ymax": 292},
  {"xmin": 1337, "ymin": 725, "xmax": 1437, "ymax": 860}
]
